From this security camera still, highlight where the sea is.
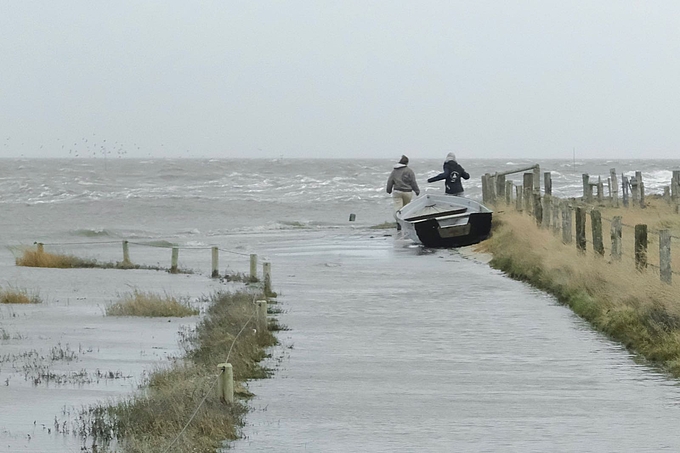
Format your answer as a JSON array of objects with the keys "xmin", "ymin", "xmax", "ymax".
[{"xmin": 2, "ymin": 157, "xmax": 680, "ymax": 452}]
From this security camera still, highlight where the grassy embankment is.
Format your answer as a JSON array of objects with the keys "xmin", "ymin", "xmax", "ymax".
[
  {"xmin": 483, "ymin": 197, "xmax": 680, "ymax": 375},
  {"xmin": 15, "ymin": 248, "xmax": 191, "ymax": 273},
  {"xmin": 105, "ymin": 290, "xmax": 198, "ymax": 317},
  {"xmin": 79, "ymin": 289, "xmax": 278, "ymax": 452}
]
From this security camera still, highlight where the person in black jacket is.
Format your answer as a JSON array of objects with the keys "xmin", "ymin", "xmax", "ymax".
[{"xmin": 427, "ymin": 153, "xmax": 470, "ymax": 196}]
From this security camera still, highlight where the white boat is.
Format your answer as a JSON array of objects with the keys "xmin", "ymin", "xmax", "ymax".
[{"xmin": 395, "ymin": 194, "xmax": 493, "ymax": 247}]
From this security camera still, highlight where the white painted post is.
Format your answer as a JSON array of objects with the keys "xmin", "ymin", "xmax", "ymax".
[
  {"xmin": 256, "ymin": 300, "xmax": 268, "ymax": 332},
  {"xmin": 217, "ymin": 363, "xmax": 234, "ymax": 404},
  {"xmin": 250, "ymin": 254, "xmax": 258, "ymax": 281},
  {"xmin": 211, "ymin": 246, "xmax": 219, "ymax": 278},
  {"xmin": 263, "ymin": 262, "xmax": 272, "ymax": 295}
]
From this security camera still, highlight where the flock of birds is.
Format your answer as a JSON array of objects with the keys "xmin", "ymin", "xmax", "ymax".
[{"xmin": 3, "ymin": 135, "xmax": 193, "ymax": 158}]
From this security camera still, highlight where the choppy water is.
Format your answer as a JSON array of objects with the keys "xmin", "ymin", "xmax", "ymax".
[{"xmin": 1, "ymin": 158, "xmax": 680, "ymax": 452}]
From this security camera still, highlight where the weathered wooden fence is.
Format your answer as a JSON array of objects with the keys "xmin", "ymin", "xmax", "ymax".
[{"xmin": 483, "ymin": 166, "xmax": 680, "ymax": 285}]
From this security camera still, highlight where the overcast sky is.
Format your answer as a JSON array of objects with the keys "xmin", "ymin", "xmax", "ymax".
[{"xmin": 1, "ymin": 1, "xmax": 679, "ymax": 159}]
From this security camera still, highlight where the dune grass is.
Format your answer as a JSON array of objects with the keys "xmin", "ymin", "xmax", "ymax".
[
  {"xmin": 483, "ymin": 203, "xmax": 680, "ymax": 376},
  {"xmin": 79, "ymin": 290, "xmax": 277, "ymax": 452},
  {"xmin": 106, "ymin": 291, "xmax": 199, "ymax": 317},
  {"xmin": 0, "ymin": 286, "xmax": 41, "ymax": 304}
]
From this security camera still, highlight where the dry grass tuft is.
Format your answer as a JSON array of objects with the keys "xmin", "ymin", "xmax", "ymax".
[
  {"xmin": 80, "ymin": 290, "xmax": 276, "ymax": 452},
  {"xmin": 487, "ymin": 207, "xmax": 680, "ymax": 376},
  {"xmin": 16, "ymin": 249, "xmax": 96, "ymax": 268},
  {"xmin": 0, "ymin": 286, "xmax": 41, "ymax": 304},
  {"xmin": 106, "ymin": 291, "xmax": 198, "ymax": 317}
]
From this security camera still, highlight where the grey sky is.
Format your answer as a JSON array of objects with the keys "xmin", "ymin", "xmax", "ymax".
[{"xmin": 2, "ymin": 1, "xmax": 679, "ymax": 159}]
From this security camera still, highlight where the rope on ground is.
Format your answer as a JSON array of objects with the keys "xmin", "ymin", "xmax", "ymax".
[{"xmin": 161, "ymin": 300, "xmax": 258, "ymax": 453}]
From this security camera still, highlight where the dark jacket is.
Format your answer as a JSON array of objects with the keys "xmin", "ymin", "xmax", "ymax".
[{"xmin": 427, "ymin": 160, "xmax": 470, "ymax": 195}]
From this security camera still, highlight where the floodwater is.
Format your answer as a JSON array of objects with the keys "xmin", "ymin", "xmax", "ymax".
[{"xmin": 233, "ymin": 230, "xmax": 680, "ymax": 453}]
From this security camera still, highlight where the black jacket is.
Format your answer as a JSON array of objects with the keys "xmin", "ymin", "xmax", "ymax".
[{"xmin": 427, "ymin": 161, "xmax": 470, "ymax": 195}]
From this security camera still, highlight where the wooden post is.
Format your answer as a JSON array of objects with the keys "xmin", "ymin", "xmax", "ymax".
[
  {"xmin": 37, "ymin": 242, "xmax": 44, "ymax": 254},
  {"xmin": 672, "ymin": 170, "xmax": 680, "ymax": 201},
  {"xmin": 541, "ymin": 195, "xmax": 551, "ymax": 229},
  {"xmin": 631, "ymin": 173, "xmax": 640, "ymax": 204},
  {"xmin": 533, "ymin": 165, "xmax": 541, "ymax": 193},
  {"xmin": 497, "ymin": 174, "xmax": 506, "ymax": 199},
  {"xmin": 263, "ymin": 262, "xmax": 272, "ymax": 296},
  {"xmin": 582, "ymin": 174, "xmax": 591, "ymax": 202},
  {"xmin": 171, "ymin": 247, "xmax": 179, "ymax": 273},
  {"xmin": 217, "ymin": 363, "xmax": 234, "ymax": 404},
  {"xmin": 523, "ymin": 173, "xmax": 533, "ymax": 215},
  {"xmin": 639, "ymin": 182, "xmax": 645, "ymax": 208},
  {"xmin": 250, "ymin": 254, "xmax": 258, "ymax": 281},
  {"xmin": 515, "ymin": 185, "xmax": 523, "ymax": 212},
  {"xmin": 597, "ymin": 177, "xmax": 604, "ymax": 203},
  {"xmin": 635, "ymin": 224, "xmax": 647, "ymax": 270},
  {"xmin": 256, "ymin": 300, "xmax": 268, "ymax": 332},
  {"xmin": 575, "ymin": 207, "xmax": 587, "ymax": 253},
  {"xmin": 533, "ymin": 193, "xmax": 543, "ymax": 227},
  {"xmin": 544, "ymin": 172, "xmax": 552, "ymax": 196},
  {"xmin": 622, "ymin": 175, "xmax": 630, "ymax": 208},
  {"xmin": 607, "ymin": 178, "xmax": 611, "ymax": 200},
  {"xmin": 211, "ymin": 246, "xmax": 219, "ymax": 278},
  {"xmin": 505, "ymin": 180, "xmax": 513, "ymax": 205},
  {"xmin": 659, "ymin": 229, "xmax": 672, "ymax": 285},
  {"xmin": 610, "ymin": 168, "xmax": 619, "ymax": 206},
  {"xmin": 591, "ymin": 210, "xmax": 604, "ymax": 256},
  {"xmin": 122, "ymin": 240, "xmax": 131, "ymax": 265},
  {"xmin": 664, "ymin": 186, "xmax": 671, "ymax": 204},
  {"xmin": 562, "ymin": 203, "xmax": 572, "ymax": 244},
  {"xmin": 481, "ymin": 174, "xmax": 489, "ymax": 204},
  {"xmin": 489, "ymin": 175, "xmax": 497, "ymax": 205},
  {"xmin": 552, "ymin": 197, "xmax": 560, "ymax": 235},
  {"xmin": 611, "ymin": 216, "xmax": 622, "ymax": 261}
]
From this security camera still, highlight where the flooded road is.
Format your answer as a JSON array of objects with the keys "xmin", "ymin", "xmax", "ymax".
[{"xmin": 234, "ymin": 231, "xmax": 680, "ymax": 452}]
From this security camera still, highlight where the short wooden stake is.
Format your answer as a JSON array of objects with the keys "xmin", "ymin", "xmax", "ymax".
[
  {"xmin": 631, "ymin": 173, "xmax": 640, "ymax": 204},
  {"xmin": 37, "ymin": 242, "xmax": 44, "ymax": 254},
  {"xmin": 515, "ymin": 185, "xmax": 523, "ymax": 212},
  {"xmin": 659, "ymin": 229, "xmax": 672, "ymax": 284},
  {"xmin": 263, "ymin": 262, "xmax": 272, "ymax": 296},
  {"xmin": 489, "ymin": 175, "xmax": 497, "ymax": 205},
  {"xmin": 256, "ymin": 300, "xmax": 268, "ymax": 332},
  {"xmin": 542, "ymin": 195, "xmax": 551, "ymax": 229},
  {"xmin": 250, "ymin": 254, "xmax": 258, "ymax": 281},
  {"xmin": 533, "ymin": 165, "xmax": 541, "ymax": 193},
  {"xmin": 672, "ymin": 170, "xmax": 680, "ymax": 201},
  {"xmin": 497, "ymin": 174, "xmax": 506, "ymax": 199},
  {"xmin": 639, "ymin": 182, "xmax": 645, "ymax": 208},
  {"xmin": 664, "ymin": 186, "xmax": 671, "ymax": 205},
  {"xmin": 635, "ymin": 224, "xmax": 648, "ymax": 270},
  {"xmin": 544, "ymin": 172, "xmax": 552, "ymax": 196},
  {"xmin": 562, "ymin": 203, "xmax": 572, "ymax": 244},
  {"xmin": 217, "ymin": 363, "xmax": 234, "ymax": 404},
  {"xmin": 575, "ymin": 207, "xmax": 586, "ymax": 253},
  {"xmin": 622, "ymin": 175, "xmax": 629, "ymax": 208},
  {"xmin": 552, "ymin": 197, "xmax": 560, "ymax": 235},
  {"xmin": 481, "ymin": 174, "xmax": 489, "ymax": 204},
  {"xmin": 171, "ymin": 247, "xmax": 179, "ymax": 273},
  {"xmin": 523, "ymin": 173, "xmax": 533, "ymax": 215},
  {"xmin": 590, "ymin": 210, "xmax": 604, "ymax": 256},
  {"xmin": 122, "ymin": 240, "xmax": 131, "ymax": 265},
  {"xmin": 505, "ymin": 180, "xmax": 513, "ymax": 205},
  {"xmin": 211, "ymin": 246, "xmax": 219, "ymax": 278},
  {"xmin": 582, "ymin": 174, "xmax": 592, "ymax": 203},
  {"xmin": 533, "ymin": 193, "xmax": 543, "ymax": 227},
  {"xmin": 610, "ymin": 168, "xmax": 619, "ymax": 206},
  {"xmin": 611, "ymin": 216, "xmax": 622, "ymax": 261},
  {"xmin": 597, "ymin": 177, "xmax": 604, "ymax": 203}
]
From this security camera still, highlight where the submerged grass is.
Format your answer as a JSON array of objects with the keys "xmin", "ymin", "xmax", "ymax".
[
  {"xmin": 15, "ymin": 249, "xmax": 191, "ymax": 273},
  {"xmin": 484, "ymin": 207, "xmax": 680, "ymax": 376},
  {"xmin": 0, "ymin": 286, "xmax": 41, "ymax": 304},
  {"xmin": 106, "ymin": 291, "xmax": 199, "ymax": 317},
  {"xmin": 79, "ymin": 290, "xmax": 277, "ymax": 452}
]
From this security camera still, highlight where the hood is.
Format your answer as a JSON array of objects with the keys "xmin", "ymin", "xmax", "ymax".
[{"xmin": 445, "ymin": 152, "xmax": 457, "ymax": 162}]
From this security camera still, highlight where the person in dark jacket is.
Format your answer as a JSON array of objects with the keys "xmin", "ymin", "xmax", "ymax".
[
  {"xmin": 427, "ymin": 153, "xmax": 470, "ymax": 196},
  {"xmin": 386, "ymin": 155, "xmax": 420, "ymax": 211}
]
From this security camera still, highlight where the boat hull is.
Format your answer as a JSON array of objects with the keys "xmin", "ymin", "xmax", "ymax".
[{"xmin": 395, "ymin": 194, "xmax": 493, "ymax": 248}]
